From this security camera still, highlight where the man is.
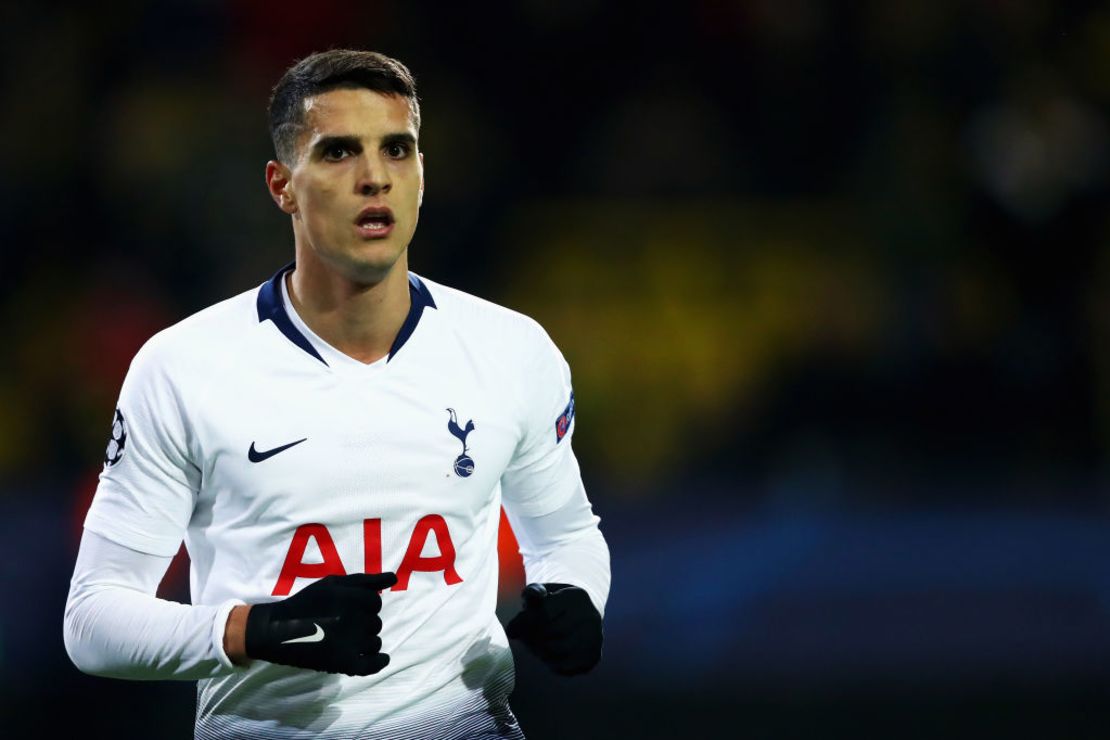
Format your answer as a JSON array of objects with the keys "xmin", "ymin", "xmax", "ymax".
[{"xmin": 64, "ymin": 50, "xmax": 610, "ymax": 739}]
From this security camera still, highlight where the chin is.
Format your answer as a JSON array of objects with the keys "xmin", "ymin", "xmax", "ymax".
[{"xmin": 336, "ymin": 247, "xmax": 406, "ymax": 286}]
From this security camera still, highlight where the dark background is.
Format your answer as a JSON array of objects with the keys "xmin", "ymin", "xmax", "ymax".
[{"xmin": 3, "ymin": 1, "xmax": 1110, "ymax": 737}]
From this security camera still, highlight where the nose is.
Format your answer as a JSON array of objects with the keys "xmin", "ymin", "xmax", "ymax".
[{"xmin": 355, "ymin": 154, "xmax": 391, "ymax": 197}]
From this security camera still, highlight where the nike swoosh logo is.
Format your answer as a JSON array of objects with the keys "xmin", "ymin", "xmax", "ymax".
[
  {"xmin": 248, "ymin": 438, "xmax": 307, "ymax": 463},
  {"xmin": 281, "ymin": 622, "xmax": 325, "ymax": 645}
]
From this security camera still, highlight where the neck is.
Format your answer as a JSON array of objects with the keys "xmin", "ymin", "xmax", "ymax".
[{"xmin": 286, "ymin": 254, "xmax": 411, "ymax": 365}]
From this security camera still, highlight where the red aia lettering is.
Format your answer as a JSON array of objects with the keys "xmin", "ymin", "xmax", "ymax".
[
  {"xmin": 393, "ymin": 514, "xmax": 464, "ymax": 591},
  {"xmin": 364, "ymin": 518, "xmax": 382, "ymax": 576},
  {"xmin": 271, "ymin": 516, "xmax": 463, "ymax": 595},
  {"xmin": 271, "ymin": 523, "xmax": 347, "ymax": 596}
]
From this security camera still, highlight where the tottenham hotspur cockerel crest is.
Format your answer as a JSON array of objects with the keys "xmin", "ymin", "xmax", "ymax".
[{"xmin": 446, "ymin": 408, "xmax": 475, "ymax": 477}]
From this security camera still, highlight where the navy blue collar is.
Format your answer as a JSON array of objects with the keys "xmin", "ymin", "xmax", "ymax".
[{"xmin": 256, "ymin": 261, "xmax": 437, "ymax": 366}]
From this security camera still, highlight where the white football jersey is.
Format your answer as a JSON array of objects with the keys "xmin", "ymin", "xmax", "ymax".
[{"xmin": 84, "ymin": 263, "xmax": 590, "ymax": 739}]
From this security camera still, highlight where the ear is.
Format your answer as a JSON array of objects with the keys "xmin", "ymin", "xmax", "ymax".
[
  {"xmin": 265, "ymin": 160, "xmax": 298, "ymax": 215},
  {"xmin": 418, "ymin": 151, "xmax": 425, "ymax": 208}
]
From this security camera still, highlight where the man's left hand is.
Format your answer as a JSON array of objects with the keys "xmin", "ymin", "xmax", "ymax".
[{"xmin": 505, "ymin": 582, "xmax": 602, "ymax": 676}]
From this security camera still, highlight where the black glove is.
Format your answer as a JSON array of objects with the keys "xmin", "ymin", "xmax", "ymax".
[
  {"xmin": 505, "ymin": 582, "xmax": 603, "ymax": 676},
  {"xmin": 245, "ymin": 572, "xmax": 397, "ymax": 676}
]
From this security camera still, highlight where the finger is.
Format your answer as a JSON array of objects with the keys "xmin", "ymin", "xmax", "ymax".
[
  {"xmin": 538, "ymin": 640, "xmax": 600, "ymax": 675},
  {"xmin": 298, "ymin": 574, "xmax": 340, "ymax": 597},
  {"xmin": 544, "ymin": 632, "xmax": 600, "ymax": 658},
  {"xmin": 551, "ymin": 658, "xmax": 597, "ymax": 677},
  {"xmin": 339, "ymin": 588, "xmax": 386, "ymax": 614},
  {"xmin": 358, "ymin": 634, "xmax": 383, "ymax": 655},
  {"xmin": 341, "ymin": 572, "xmax": 399, "ymax": 591},
  {"xmin": 532, "ymin": 608, "xmax": 583, "ymax": 634},
  {"xmin": 364, "ymin": 615, "xmax": 383, "ymax": 635},
  {"xmin": 350, "ymin": 652, "xmax": 390, "ymax": 676},
  {"xmin": 344, "ymin": 612, "xmax": 382, "ymax": 637}
]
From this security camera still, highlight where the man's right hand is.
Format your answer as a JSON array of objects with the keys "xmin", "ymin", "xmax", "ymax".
[{"xmin": 242, "ymin": 572, "xmax": 397, "ymax": 676}]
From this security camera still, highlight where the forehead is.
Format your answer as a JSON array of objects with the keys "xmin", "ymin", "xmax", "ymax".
[{"xmin": 300, "ymin": 88, "xmax": 416, "ymax": 143}]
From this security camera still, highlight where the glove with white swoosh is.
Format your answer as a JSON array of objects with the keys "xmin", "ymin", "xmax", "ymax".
[{"xmin": 245, "ymin": 572, "xmax": 397, "ymax": 676}]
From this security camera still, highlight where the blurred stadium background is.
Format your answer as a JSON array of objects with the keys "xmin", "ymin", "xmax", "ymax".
[{"xmin": 3, "ymin": 1, "xmax": 1110, "ymax": 737}]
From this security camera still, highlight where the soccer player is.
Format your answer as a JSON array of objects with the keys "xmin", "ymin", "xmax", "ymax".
[{"xmin": 63, "ymin": 50, "xmax": 610, "ymax": 739}]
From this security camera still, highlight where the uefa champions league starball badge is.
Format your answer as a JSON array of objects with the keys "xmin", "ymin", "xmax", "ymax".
[
  {"xmin": 104, "ymin": 407, "xmax": 127, "ymax": 467},
  {"xmin": 446, "ymin": 408, "xmax": 476, "ymax": 478}
]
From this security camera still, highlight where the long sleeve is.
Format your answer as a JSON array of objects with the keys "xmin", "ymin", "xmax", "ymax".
[
  {"xmin": 498, "ymin": 320, "xmax": 611, "ymax": 616},
  {"xmin": 63, "ymin": 528, "xmax": 244, "ymax": 680},
  {"xmin": 502, "ymin": 481, "xmax": 611, "ymax": 617}
]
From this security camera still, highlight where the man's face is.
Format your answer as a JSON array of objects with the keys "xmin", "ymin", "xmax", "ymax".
[{"xmin": 270, "ymin": 87, "xmax": 423, "ymax": 284}]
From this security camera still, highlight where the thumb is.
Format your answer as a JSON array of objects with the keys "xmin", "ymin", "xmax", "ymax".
[{"xmin": 522, "ymin": 583, "xmax": 548, "ymax": 607}]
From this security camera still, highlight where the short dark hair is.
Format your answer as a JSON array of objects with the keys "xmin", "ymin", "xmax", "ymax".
[{"xmin": 268, "ymin": 49, "xmax": 420, "ymax": 164}]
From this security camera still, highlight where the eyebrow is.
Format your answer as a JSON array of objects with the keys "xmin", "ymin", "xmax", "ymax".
[
  {"xmin": 310, "ymin": 132, "xmax": 417, "ymax": 158},
  {"xmin": 381, "ymin": 132, "xmax": 418, "ymax": 150},
  {"xmin": 311, "ymin": 135, "xmax": 362, "ymax": 158}
]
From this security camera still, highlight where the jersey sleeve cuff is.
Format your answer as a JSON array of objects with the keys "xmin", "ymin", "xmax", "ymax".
[{"xmin": 211, "ymin": 598, "xmax": 248, "ymax": 671}]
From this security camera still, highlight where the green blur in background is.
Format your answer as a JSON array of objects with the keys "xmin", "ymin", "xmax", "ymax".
[{"xmin": 3, "ymin": 1, "xmax": 1110, "ymax": 738}]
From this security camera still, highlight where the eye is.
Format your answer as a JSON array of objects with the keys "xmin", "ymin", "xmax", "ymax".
[
  {"xmin": 322, "ymin": 145, "xmax": 351, "ymax": 162},
  {"xmin": 385, "ymin": 142, "xmax": 411, "ymax": 159}
]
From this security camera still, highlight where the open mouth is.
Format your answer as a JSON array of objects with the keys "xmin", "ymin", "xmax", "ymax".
[{"xmin": 355, "ymin": 207, "xmax": 395, "ymax": 238}]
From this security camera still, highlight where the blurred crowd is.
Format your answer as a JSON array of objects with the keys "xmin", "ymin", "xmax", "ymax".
[
  {"xmin": 3, "ymin": 1, "xmax": 1108, "ymax": 511},
  {"xmin": 5, "ymin": 2, "xmax": 1110, "ymax": 736}
]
